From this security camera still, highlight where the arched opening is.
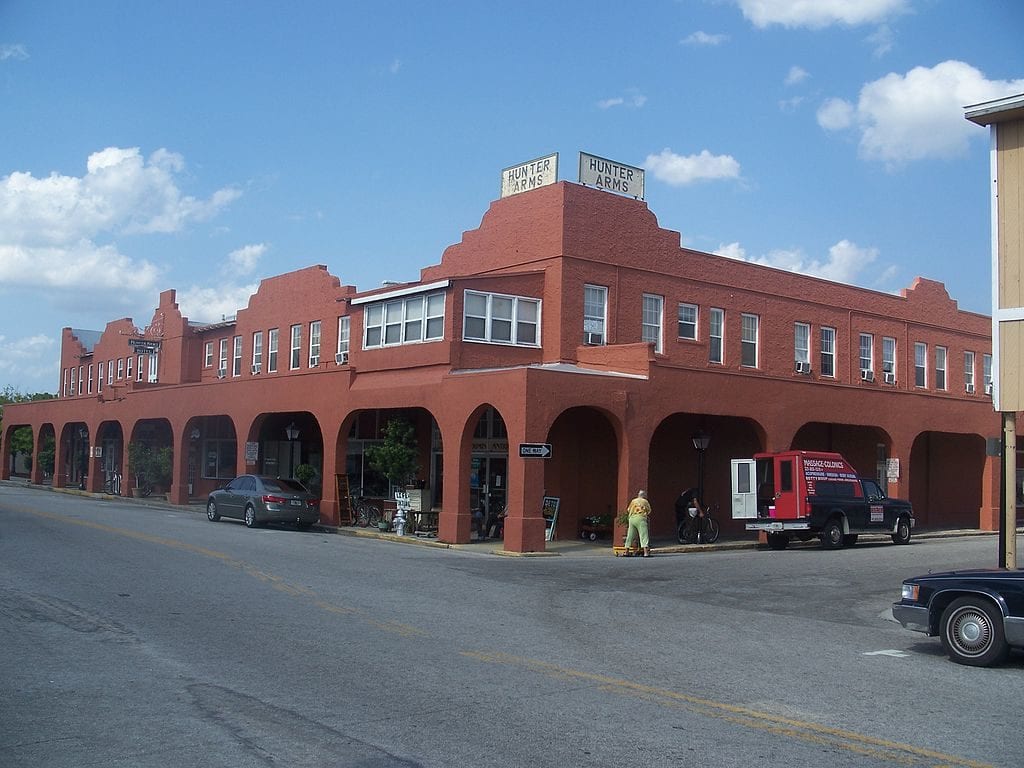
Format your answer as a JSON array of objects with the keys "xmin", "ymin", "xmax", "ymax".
[
  {"xmin": 791, "ymin": 422, "xmax": 892, "ymax": 484},
  {"xmin": 910, "ymin": 431, "xmax": 986, "ymax": 528}
]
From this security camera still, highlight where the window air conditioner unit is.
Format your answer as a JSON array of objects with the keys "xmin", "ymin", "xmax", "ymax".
[
  {"xmin": 985, "ymin": 383, "xmax": 993, "ymax": 396},
  {"xmin": 216, "ymin": 368, "xmax": 226, "ymax": 379},
  {"xmin": 251, "ymin": 364, "xmax": 261, "ymax": 375},
  {"xmin": 584, "ymin": 332, "xmax": 603, "ymax": 346},
  {"xmin": 860, "ymin": 369, "xmax": 875, "ymax": 383},
  {"xmin": 795, "ymin": 361, "xmax": 811, "ymax": 374},
  {"xmin": 310, "ymin": 356, "xmax": 320, "ymax": 368},
  {"xmin": 883, "ymin": 371, "xmax": 896, "ymax": 385},
  {"xmin": 335, "ymin": 351, "xmax": 349, "ymax": 365}
]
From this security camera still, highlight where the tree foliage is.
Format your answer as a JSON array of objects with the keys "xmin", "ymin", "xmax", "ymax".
[
  {"xmin": 365, "ymin": 417, "xmax": 419, "ymax": 490},
  {"xmin": 0, "ymin": 386, "xmax": 55, "ymax": 432}
]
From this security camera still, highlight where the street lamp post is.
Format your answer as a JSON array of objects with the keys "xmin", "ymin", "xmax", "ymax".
[{"xmin": 691, "ymin": 430, "xmax": 711, "ymax": 505}]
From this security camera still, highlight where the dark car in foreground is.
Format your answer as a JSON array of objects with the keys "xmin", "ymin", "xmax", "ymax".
[
  {"xmin": 206, "ymin": 475, "xmax": 320, "ymax": 530},
  {"xmin": 892, "ymin": 568, "xmax": 1024, "ymax": 666}
]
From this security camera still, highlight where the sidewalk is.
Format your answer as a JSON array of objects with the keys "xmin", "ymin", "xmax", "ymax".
[{"xmin": 1, "ymin": 478, "xmax": 1005, "ymax": 557}]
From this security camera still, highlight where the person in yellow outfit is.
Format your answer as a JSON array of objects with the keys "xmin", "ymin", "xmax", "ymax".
[{"xmin": 624, "ymin": 489, "xmax": 652, "ymax": 557}]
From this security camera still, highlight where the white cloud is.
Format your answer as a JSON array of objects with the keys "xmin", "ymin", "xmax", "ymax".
[
  {"xmin": 716, "ymin": 239, "xmax": 892, "ymax": 287},
  {"xmin": 819, "ymin": 61, "xmax": 1024, "ymax": 164},
  {"xmin": 785, "ymin": 66, "xmax": 810, "ymax": 86},
  {"xmin": 597, "ymin": 89, "xmax": 647, "ymax": 109},
  {"xmin": 816, "ymin": 97, "xmax": 854, "ymax": 130},
  {"xmin": 0, "ymin": 146, "xmax": 240, "ymax": 300},
  {"xmin": 227, "ymin": 243, "xmax": 267, "ymax": 274},
  {"xmin": 866, "ymin": 24, "xmax": 895, "ymax": 57},
  {"xmin": 736, "ymin": 0, "xmax": 908, "ymax": 29},
  {"xmin": 681, "ymin": 31, "xmax": 729, "ymax": 46},
  {"xmin": 0, "ymin": 333, "xmax": 58, "ymax": 392},
  {"xmin": 0, "ymin": 43, "xmax": 28, "ymax": 60},
  {"xmin": 177, "ymin": 284, "xmax": 259, "ymax": 324},
  {"xmin": 644, "ymin": 149, "xmax": 741, "ymax": 186}
]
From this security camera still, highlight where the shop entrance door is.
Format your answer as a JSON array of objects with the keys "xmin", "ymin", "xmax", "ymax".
[{"xmin": 469, "ymin": 456, "xmax": 507, "ymax": 520}]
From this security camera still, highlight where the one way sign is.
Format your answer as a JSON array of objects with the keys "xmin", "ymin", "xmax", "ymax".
[{"xmin": 519, "ymin": 443, "xmax": 552, "ymax": 458}]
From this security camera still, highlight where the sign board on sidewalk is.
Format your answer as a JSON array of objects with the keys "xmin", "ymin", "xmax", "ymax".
[
  {"xmin": 542, "ymin": 496, "xmax": 560, "ymax": 541},
  {"xmin": 519, "ymin": 443, "xmax": 552, "ymax": 458}
]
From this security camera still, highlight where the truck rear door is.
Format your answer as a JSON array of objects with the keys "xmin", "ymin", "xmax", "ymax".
[
  {"xmin": 772, "ymin": 457, "xmax": 800, "ymax": 519},
  {"xmin": 730, "ymin": 459, "xmax": 757, "ymax": 519}
]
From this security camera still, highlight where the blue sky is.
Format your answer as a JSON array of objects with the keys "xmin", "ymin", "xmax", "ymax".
[{"xmin": 1, "ymin": 0, "xmax": 1023, "ymax": 395}]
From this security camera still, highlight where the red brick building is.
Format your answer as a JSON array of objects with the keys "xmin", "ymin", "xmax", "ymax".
[{"xmin": 1, "ymin": 181, "xmax": 1001, "ymax": 551}]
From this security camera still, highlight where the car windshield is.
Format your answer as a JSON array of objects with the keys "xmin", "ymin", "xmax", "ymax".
[{"xmin": 260, "ymin": 478, "xmax": 306, "ymax": 493}]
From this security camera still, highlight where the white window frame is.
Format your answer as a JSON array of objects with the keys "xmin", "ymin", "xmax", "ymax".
[
  {"xmin": 914, "ymin": 342, "xmax": 927, "ymax": 388},
  {"xmin": 741, "ymin": 313, "xmax": 759, "ymax": 368},
  {"xmin": 218, "ymin": 339, "xmax": 228, "ymax": 374},
  {"xmin": 935, "ymin": 345, "xmax": 947, "ymax": 391},
  {"xmin": 117, "ymin": 357, "xmax": 124, "ymax": 380},
  {"xmin": 147, "ymin": 352, "xmax": 158, "ymax": 383},
  {"xmin": 136, "ymin": 356, "xmax": 144, "ymax": 382},
  {"xmin": 820, "ymin": 327, "xmax": 836, "ymax": 378},
  {"xmin": 642, "ymin": 294, "xmax": 664, "ymax": 354},
  {"xmin": 882, "ymin": 337, "xmax": 896, "ymax": 376},
  {"xmin": 709, "ymin": 308, "xmax": 724, "ymax": 364},
  {"xmin": 583, "ymin": 284, "xmax": 608, "ymax": 345},
  {"xmin": 232, "ymin": 335, "xmax": 243, "ymax": 377},
  {"xmin": 983, "ymin": 353, "xmax": 993, "ymax": 391},
  {"xmin": 859, "ymin": 333, "xmax": 873, "ymax": 376},
  {"xmin": 268, "ymin": 328, "xmax": 279, "ymax": 372},
  {"xmin": 309, "ymin": 320, "xmax": 321, "ymax": 367},
  {"xmin": 363, "ymin": 292, "xmax": 445, "ymax": 349},
  {"xmin": 252, "ymin": 331, "xmax": 263, "ymax": 371},
  {"xmin": 794, "ymin": 323, "xmax": 810, "ymax": 367},
  {"xmin": 290, "ymin": 324, "xmax": 302, "ymax": 369},
  {"xmin": 88, "ymin": 364, "xmax": 94, "ymax": 394},
  {"xmin": 126, "ymin": 355, "xmax": 133, "ymax": 381},
  {"xmin": 965, "ymin": 350, "xmax": 975, "ymax": 392},
  {"xmin": 107, "ymin": 360, "xmax": 114, "ymax": 385},
  {"xmin": 204, "ymin": 342, "xmax": 213, "ymax": 368},
  {"xmin": 677, "ymin": 303, "xmax": 698, "ymax": 341},
  {"xmin": 337, "ymin": 316, "xmax": 350, "ymax": 356},
  {"xmin": 463, "ymin": 290, "xmax": 541, "ymax": 346}
]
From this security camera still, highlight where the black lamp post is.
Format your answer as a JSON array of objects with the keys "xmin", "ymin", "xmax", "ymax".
[
  {"xmin": 285, "ymin": 422, "xmax": 300, "ymax": 441},
  {"xmin": 692, "ymin": 429, "xmax": 711, "ymax": 504}
]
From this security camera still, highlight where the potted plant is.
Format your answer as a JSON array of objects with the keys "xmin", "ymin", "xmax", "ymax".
[{"xmin": 294, "ymin": 463, "xmax": 317, "ymax": 490}]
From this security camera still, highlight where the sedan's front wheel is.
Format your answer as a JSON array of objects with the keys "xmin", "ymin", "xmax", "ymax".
[
  {"xmin": 940, "ymin": 597, "xmax": 1009, "ymax": 667},
  {"xmin": 244, "ymin": 505, "xmax": 258, "ymax": 528},
  {"xmin": 206, "ymin": 500, "xmax": 220, "ymax": 522}
]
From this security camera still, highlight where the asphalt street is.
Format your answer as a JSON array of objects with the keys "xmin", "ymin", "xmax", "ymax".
[{"xmin": 1, "ymin": 483, "xmax": 1020, "ymax": 767}]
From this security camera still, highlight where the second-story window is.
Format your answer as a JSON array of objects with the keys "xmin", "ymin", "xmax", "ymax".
[
  {"xmin": 820, "ymin": 327, "xmax": 836, "ymax": 377},
  {"xmin": 859, "ymin": 333, "xmax": 873, "ymax": 378},
  {"xmin": 965, "ymin": 350, "xmax": 975, "ymax": 393},
  {"xmin": 88, "ymin": 364, "xmax": 94, "ymax": 394},
  {"xmin": 309, "ymin": 320, "xmax": 321, "ymax": 367},
  {"xmin": 983, "ymin": 353, "xmax": 993, "ymax": 393},
  {"xmin": 677, "ymin": 303, "xmax": 697, "ymax": 340},
  {"xmin": 117, "ymin": 358, "xmax": 124, "ymax": 380},
  {"xmin": 290, "ymin": 324, "xmax": 302, "ymax": 369},
  {"xmin": 914, "ymin": 342, "xmax": 927, "ymax": 387},
  {"xmin": 232, "ymin": 335, "xmax": 243, "ymax": 377},
  {"xmin": 218, "ymin": 339, "xmax": 228, "ymax": 375},
  {"xmin": 204, "ymin": 342, "xmax": 213, "ymax": 368},
  {"xmin": 107, "ymin": 360, "xmax": 114, "ymax": 385},
  {"xmin": 363, "ymin": 292, "xmax": 445, "ymax": 348},
  {"xmin": 741, "ymin": 313, "xmax": 759, "ymax": 368},
  {"xmin": 583, "ymin": 284, "xmax": 607, "ymax": 345},
  {"xmin": 136, "ymin": 356, "xmax": 144, "ymax": 382},
  {"xmin": 147, "ymin": 352, "xmax": 158, "ymax": 383},
  {"xmin": 268, "ymin": 328, "xmax": 279, "ymax": 372},
  {"xmin": 935, "ymin": 346, "xmax": 947, "ymax": 390},
  {"xmin": 252, "ymin": 331, "xmax": 263, "ymax": 373},
  {"xmin": 882, "ymin": 337, "xmax": 896, "ymax": 383},
  {"xmin": 709, "ymin": 308, "xmax": 724, "ymax": 364},
  {"xmin": 642, "ymin": 294, "xmax": 663, "ymax": 354},
  {"xmin": 463, "ymin": 291, "xmax": 541, "ymax": 346},
  {"xmin": 794, "ymin": 323, "xmax": 810, "ymax": 372},
  {"xmin": 126, "ymin": 355, "xmax": 133, "ymax": 381},
  {"xmin": 337, "ymin": 317, "xmax": 350, "ymax": 362}
]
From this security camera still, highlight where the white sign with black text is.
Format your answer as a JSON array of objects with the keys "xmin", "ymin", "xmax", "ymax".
[
  {"xmin": 578, "ymin": 152, "xmax": 644, "ymax": 199},
  {"xmin": 501, "ymin": 153, "xmax": 558, "ymax": 198}
]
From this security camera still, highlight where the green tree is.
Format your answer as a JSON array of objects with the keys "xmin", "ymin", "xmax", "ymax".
[
  {"xmin": 9, "ymin": 426, "xmax": 33, "ymax": 470},
  {"xmin": 0, "ymin": 386, "xmax": 56, "ymax": 433},
  {"xmin": 365, "ymin": 417, "xmax": 419, "ymax": 492}
]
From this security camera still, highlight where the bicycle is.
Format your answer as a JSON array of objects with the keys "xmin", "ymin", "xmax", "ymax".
[
  {"xmin": 351, "ymin": 489, "xmax": 382, "ymax": 528},
  {"xmin": 103, "ymin": 470, "xmax": 122, "ymax": 495},
  {"xmin": 677, "ymin": 503, "xmax": 720, "ymax": 544}
]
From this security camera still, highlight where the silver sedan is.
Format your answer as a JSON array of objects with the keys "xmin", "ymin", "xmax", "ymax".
[{"xmin": 206, "ymin": 475, "xmax": 320, "ymax": 530}]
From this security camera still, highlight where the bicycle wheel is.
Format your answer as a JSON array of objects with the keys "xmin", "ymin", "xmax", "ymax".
[
  {"xmin": 356, "ymin": 504, "xmax": 371, "ymax": 527},
  {"xmin": 366, "ymin": 505, "xmax": 382, "ymax": 527},
  {"xmin": 677, "ymin": 520, "xmax": 695, "ymax": 545},
  {"xmin": 702, "ymin": 517, "xmax": 720, "ymax": 544}
]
